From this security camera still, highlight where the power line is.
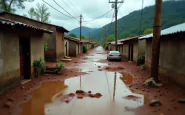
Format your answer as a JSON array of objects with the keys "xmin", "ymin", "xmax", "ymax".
[
  {"xmin": 53, "ymin": 0, "xmax": 79, "ymax": 21},
  {"xmin": 67, "ymin": 0, "xmax": 81, "ymax": 13},
  {"xmin": 42, "ymin": 0, "xmax": 74, "ymax": 18},
  {"xmin": 83, "ymin": 9, "xmax": 113, "ymax": 23}
]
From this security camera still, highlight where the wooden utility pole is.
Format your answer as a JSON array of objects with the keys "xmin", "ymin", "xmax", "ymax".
[
  {"xmin": 80, "ymin": 14, "xmax": 82, "ymax": 41},
  {"xmin": 151, "ymin": 0, "xmax": 162, "ymax": 82},
  {"xmin": 109, "ymin": 0, "xmax": 124, "ymax": 51}
]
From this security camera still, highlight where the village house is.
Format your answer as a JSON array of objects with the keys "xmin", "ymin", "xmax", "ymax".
[
  {"xmin": 64, "ymin": 36, "xmax": 80, "ymax": 57},
  {"xmin": 118, "ymin": 36, "xmax": 146, "ymax": 64},
  {"xmin": 139, "ymin": 23, "xmax": 185, "ymax": 87},
  {"xmin": 0, "ymin": 11, "xmax": 69, "ymax": 62},
  {"xmin": 0, "ymin": 17, "xmax": 53, "ymax": 95}
]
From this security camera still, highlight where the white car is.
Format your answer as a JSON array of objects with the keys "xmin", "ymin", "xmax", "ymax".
[{"xmin": 107, "ymin": 51, "xmax": 122, "ymax": 61}]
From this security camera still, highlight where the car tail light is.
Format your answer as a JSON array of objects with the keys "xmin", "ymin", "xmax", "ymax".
[{"xmin": 109, "ymin": 54, "xmax": 113, "ymax": 56}]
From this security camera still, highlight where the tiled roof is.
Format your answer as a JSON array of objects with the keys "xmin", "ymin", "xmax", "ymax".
[
  {"xmin": 76, "ymin": 38, "xmax": 90, "ymax": 43},
  {"xmin": 139, "ymin": 22, "xmax": 185, "ymax": 39},
  {"xmin": 64, "ymin": 36, "xmax": 80, "ymax": 43},
  {"xmin": 0, "ymin": 17, "xmax": 53, "ymax": 33},
  {"xmin": 0, "ymin": 11, "xmax": 69, "ymax": 32}
]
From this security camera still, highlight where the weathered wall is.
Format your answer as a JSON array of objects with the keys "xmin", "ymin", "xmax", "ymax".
[
  {"xmin": 123, "ymin": 44, "xmax": 129, "ymax": 59},
  {"xmin": 145, "ymin": 34, "xmax": 185, "ymax": 87},
  {"xmin": 138, "ymin": 39, "xmax": 146, "ymax": 54},
  {"xmin": 0, "ymin": 32, "xmax": 20, "ymax": 95},
  {"xmin": 68, "ymin": 40, "xmax": 78, "ymax": 57},
  {"xmin": 56, "ymin": 29, "xmax": 64, "ymax": 60},
  {"xmin": 30, "ymin": 36, "xmax": 44, "ymax": 77},
  {"xmin": 133, "ymin": 42, "xmax": 138, "ymax": 62},
  {"xmin": 0, "ymin": 13, "xmax": 60, "ymax": 62}
]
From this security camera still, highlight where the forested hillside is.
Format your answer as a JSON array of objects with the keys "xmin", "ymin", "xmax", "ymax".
[{"xmin": 91, "ymin": 0, "xmax": 185, "ymax": 42}]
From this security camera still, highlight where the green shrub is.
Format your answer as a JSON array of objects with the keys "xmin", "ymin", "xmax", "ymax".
[
  {"xmin": 104, "ymin": 44, "xmax": 108, "ymax": 50},
  {"xmin": 137, "ymin": 53, "xmax": 145, "ymax": 65},
  {"xmin": 33, "ymin": 57, "xmax": 45, "ymax": 77},
  {"xmin": 83, "ymin": 45, "xmax": 88, "ymax": 53},
  {"xmin": 55, "ymin": 63, "xmax": 64, "ymax": 74},
  {"xmin": 141, "ymin": 64, "xmax": 145, "ymax": 70}
]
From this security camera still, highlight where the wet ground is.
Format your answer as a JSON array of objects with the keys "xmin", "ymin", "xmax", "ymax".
[{"xmin": 0, "ymin": 46, "xmax": 185, "ymax": 115}]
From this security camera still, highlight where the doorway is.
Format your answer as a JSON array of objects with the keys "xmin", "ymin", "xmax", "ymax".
[
  {"xmin": 65, "ymin": 42, "xmax": 68, "ymax": 56},
  {"xmin": 19, "ymin": 38, "xmax": 31, "ymax": 80},
  {"xmin": 128, "ymin": 44, "xmax": 133, "ymax": 61}
]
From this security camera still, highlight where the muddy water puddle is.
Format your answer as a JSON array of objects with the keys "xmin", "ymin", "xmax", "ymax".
[{"xmin": 19, "ymin": 71, "xmax": 148, "ymax": 115}]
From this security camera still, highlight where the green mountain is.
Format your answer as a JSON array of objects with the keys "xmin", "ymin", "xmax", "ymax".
[{"xmin": 91, "ymin": 0, "xmax": 185, "ymax": 42}]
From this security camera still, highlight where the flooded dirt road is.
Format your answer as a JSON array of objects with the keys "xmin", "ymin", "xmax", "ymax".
[
  {"xmin": 19, "ymin": 47, "xmax": 147, "ymax": 115},
  {"xmin": 1, "ymin": 46, "xmax": 185, "ymax": 115}
]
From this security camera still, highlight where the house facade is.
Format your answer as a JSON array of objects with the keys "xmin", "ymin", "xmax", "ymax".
[
  {"xmin": 0, "ymin": 18, "xmax": 53, "ymax": 95},
  {"xmin": 64, "ymin": 36, "xmax": 80, "ymax": 57},
  {"xmin": 139, "ymin": 23, "xmax": 185, "ymax": 87},
  {"xmin": 0, "ymin": 11, "xmax": 69, "ymax": 62}
]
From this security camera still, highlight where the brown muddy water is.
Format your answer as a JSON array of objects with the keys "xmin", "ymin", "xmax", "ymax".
[{"xmin": 19, "ymin": 71, "xmax": 148, "ymax": 115}]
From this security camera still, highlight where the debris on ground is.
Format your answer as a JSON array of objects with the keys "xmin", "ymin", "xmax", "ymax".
[
  {"xmin": 60, "ymin": 59, "xmax": 72, "ymax": 62},
  {"xmin": 124, "ymin": 95, "xmax": 141, "ymax": 101},
  {"xmin": 4, "ymin": 102, "xmax": 13, "ymax": 108},
  {"xmin": 76, "ymin": 90, "xmax": 85, "ymax": 94},
  {"xmin": 178, "ymin": 98, "xmax": 185, "ymax": 103},
  {"xmin": 149, "ymin": 99, "xmax": 161, "ymax": 107},
  {"xmin": 143, "ymin": 78, "xmax": 163, "ymax": 87}
]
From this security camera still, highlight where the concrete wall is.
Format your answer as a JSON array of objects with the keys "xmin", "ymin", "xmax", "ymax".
[
  {"xmin": 68, "ymin": 40, "xmax": 78, "ymax": 57},
  {"xmin": 30, "ymin": 37, "xmax": 44, "ymax": 77},
  {"xmin": 56, "ymin": 29, "xmax": 64, "ymax": 60},
  {"xmin": 0, "ymin": 31, "xmax": 20, "ymax": 95},
  {"xmin": 123, "ymin": 44, "xmax": 129, "ymax": 59},
  {"xmin": 0, "ymin": 13, "xmax": 65, "ymax": 62},
  {"xmin": 133, "ymin": 42, "xmax": 138, "ymax": 62},
  {"xmin": 145, "ymin": 34, "xmax": 185, "ymax": 87}
]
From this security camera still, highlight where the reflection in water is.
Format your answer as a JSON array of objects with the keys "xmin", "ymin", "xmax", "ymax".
[
  {"xmin": 113, "ymin": 72, "xmax": 117, "ymax": 99},
  {"xmin": 20, "ymin": 81, "xmax": 67, "ymax": 115},
  {"xmin": 120, "ymin": 72, "xmax": 135, "ymax": 84}
]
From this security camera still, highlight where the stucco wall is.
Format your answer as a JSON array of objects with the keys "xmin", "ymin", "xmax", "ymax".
[
  {"xmin": 0, "ymin": 32, "xmax": 20, "ymax": 95},
  {"xmin": 30, "ymin": 36, "xmax": 44, "ymax": 76},
  {"xmin": 133, "ymin": 42, "xmax": 138, "ymax": 62},
  {"xmin": 123, "ymin": 44, "xmax": 129, "ymax": 59},
  {"xmin": 68, "ymin": 40, "xmax": 78, "ymax": 57},
  {"xmin": 138, "ymin": 39, "xmax": 146, "ymax": 54},
  {"xmin": 145, "ymin": 34, "xmax": 185, "ymax": 87}
]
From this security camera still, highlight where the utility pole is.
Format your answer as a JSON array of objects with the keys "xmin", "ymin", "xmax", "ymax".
[
  {"xmin": 80, "ymin": 14, "xmax": 82, "ymax": 41},
  {"xmin": 104, "ymin": 26, "xmax": 107, "ymax": 43},
  {"xmin": 151, "ymin": 0, "xmax": 162, "ymax": 82},
  {"xmin": 109, "ymin": 0, "xmax": 124, "ymax": 51}
]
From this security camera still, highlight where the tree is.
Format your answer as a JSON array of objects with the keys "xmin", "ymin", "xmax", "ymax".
[
  {"xmin": 68, "ymin": 33, "xmax": 77, "ymax": 38},
  {"xmin": 0, "ymin": 0, "xmax": 34, "ymax": 13},
  {"xmin": 81, "ymin": 35, "xmax": 86, "ymax": 40},
  {"xmin": 34, "ymin": 3, "xmax": 50, "ymax": 23},
  {"xmin": 143, "ymin": 28, "xmax": 153, "ymax": 34},
  {"xmin": 28, "ymin": 7, "xmax": 36, "ymax": 19},
  {"xmin": 106, "ymin": 35, "xmax": 115, "ymax": 42}
]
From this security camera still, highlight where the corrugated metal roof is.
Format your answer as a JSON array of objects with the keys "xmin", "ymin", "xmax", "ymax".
[
  {"xmin": 139, "ymin": 22, "xmax": 185, "ymax": 39},
  {"xmin": 0, "ymin": 17, "xmax": 54, "ymax": 33}
]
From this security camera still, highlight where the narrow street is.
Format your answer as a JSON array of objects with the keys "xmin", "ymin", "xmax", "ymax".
[
  {"xmin": 1, "ymin": 46, "xmax": 185, "ymax": 115},
  {"xmin": 20, "ymin": 46, "xmax": 146, "ymax": 115}
]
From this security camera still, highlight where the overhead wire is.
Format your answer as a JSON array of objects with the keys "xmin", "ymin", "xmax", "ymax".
[
  {"xmin": 53, "ymin": 0, "xmax": 79, "ymax": 21},
  {"xmin": 67, "ymin": 0, "xmax": 81, "ymax": 13},
  {"xmin": 83, "ymin": 9, "xmax": 113, "ymax": 23},
  {"xmin": 42, "ymin": 0, "xmax": 75, "ymax": 18}
]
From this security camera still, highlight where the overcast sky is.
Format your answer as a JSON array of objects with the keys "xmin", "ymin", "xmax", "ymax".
[{"xmin": 16, "ymin": 0, "xmax": 157, "ymax": 31}]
